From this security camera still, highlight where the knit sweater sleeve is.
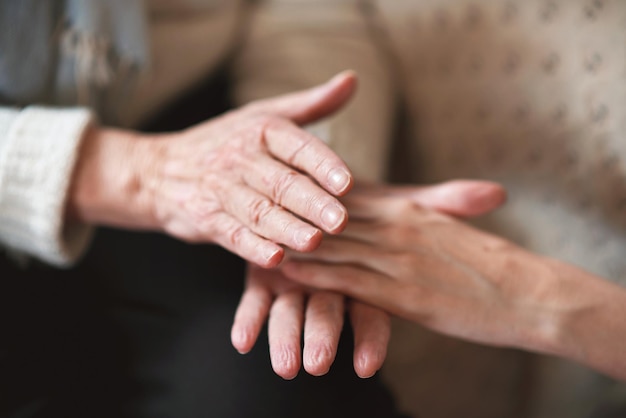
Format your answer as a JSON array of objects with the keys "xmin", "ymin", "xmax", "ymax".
[
  {"xmin": 0, "ymin": 106, "xmax": 95, "ymax": 267},
  {"xmin": 233, "ymin": 0, "xmax": 397, "ymax": 181}
]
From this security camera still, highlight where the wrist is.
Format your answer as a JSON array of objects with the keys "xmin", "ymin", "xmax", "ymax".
[
  {"xmin": 68, "ymin": 125, "xmax": 163, "ymax": 230},
  {"xmin": 519, "ymin": 258, "xmax": 626, "ymax": 378}
]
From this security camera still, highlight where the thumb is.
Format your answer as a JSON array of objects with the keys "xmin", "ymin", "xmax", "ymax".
[
  {"xmin": 247, "ymin": 71, "xmax": 357, "ymax": 125},
  {"xmin": 407, "ymin": 180, "xmax": 507, "ymax": 218}
]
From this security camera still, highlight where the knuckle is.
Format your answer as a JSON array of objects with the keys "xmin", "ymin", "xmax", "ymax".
[
  {"xmin": 188, "ymin": 199, "xmax": 221, "ymax": 224},
  {"xmin": 311, "ymin": 293, "xmax": 342, "ymax": 317},
  {"xmin": 312, "ymin": 156, "xmax": 326, "ymax": 177},
  {"xmin": 227, "ymin": 223, "xmax": 248, "ymax": 247},
  {"xmin": 392, "ymin": 252, "xmax": 415, "ymax": 268},
  {"xmin": 392, "ymin": 251, "xmax": 420, "ymax": 276},
  {"xmin": 287, "ymin": 135, "xmax": 314, "ymax": 165},
  {"xmin": 271, "ymin": 170, "xmax": 299, "ymax": 204},
  {"xmin": 394, "ymin": 199, "xmax": 418, "ymax": 218},
  {"xmin": 248, "ymin": 197, "xmax": 275, "ymax": 226},
  {"xmin": 196, "ymin": 215, "xmax": 221, "ymax": 239}
]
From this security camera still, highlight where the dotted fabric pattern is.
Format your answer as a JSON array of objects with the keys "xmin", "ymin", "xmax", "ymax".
[
  {"xmin": 378, "ymin": 0, "xmax": 626, "ymax": 285},
  {"xmin": 372, "ymin": 1, "xmax": 626, "ymax": 417}
]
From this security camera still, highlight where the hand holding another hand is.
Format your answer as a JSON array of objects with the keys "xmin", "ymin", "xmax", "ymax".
[
  {"xmin": 231, "ymin": 180, "xmax": 507, "ymax": 379},
  {"xmin": 279, "ymin": 182, "xmax": 553, "ymax": 349},
  {"xmin": 277, "ymin": 181, "xmax": 626, "ymax": 381}
]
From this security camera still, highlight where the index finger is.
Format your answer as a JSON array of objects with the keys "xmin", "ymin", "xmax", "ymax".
[{"xmin": 264, "ymin": 118, "xmax": 353, "ymax": 196}]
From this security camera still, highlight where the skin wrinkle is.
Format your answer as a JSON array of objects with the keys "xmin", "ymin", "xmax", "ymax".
[
  {"xmin": 271, "ymin": 168, "xmax": 300, "ymax": 206},
  {"xmin": 248, "ymin": 194, "xmax": 275, "ymax": 227},
  {"xmin": 279, "ymin": 125, "xmax": 313, "ymax": 167}
]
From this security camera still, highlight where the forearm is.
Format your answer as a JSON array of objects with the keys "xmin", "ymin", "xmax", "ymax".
[{"xmin": 533, "ymin": 259, "xmax": 626, "ymax": 380}]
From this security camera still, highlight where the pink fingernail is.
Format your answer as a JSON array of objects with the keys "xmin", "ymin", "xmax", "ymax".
[
  {"xmin": 321, "ymin": 203, "xmax": 346, "ymax": 232},
  {"xmin": 264, "ymin": 247, "xmax": 283, "ymax": 266},
  {"xmin": 295, "ymin": 228, "xmax": 318, "ymax": 248},
  {"xmin": 328, "ymin": 168, "xmax": 351, "ymax": 194}
]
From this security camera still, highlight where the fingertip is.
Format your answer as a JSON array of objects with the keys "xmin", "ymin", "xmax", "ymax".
[
  {"xmin": 484, "ymin": 182, "xmax": 508, "ymax": 206},
  {"xmin": 354, "ymin": 350, "xmax": 383, "ymax": 379},
  {"xmin": 327, "ymin": 70, "xmax": 358, "ymax": 95},
  {"xmin": 294, "ymin": 228, "xmax": 323, "ymax": 252},
  {"xmin": 271, "ymin": 346, "xmax": 301, "ymax": 380},
  {"xmin": 327, "ymin": 167, "xmax": 354, "ymax": 196},
  {"xmin": 276, "ymin": 369, "xmax": 299, "ymax": 381},
  {"xmin": 304, "ymin": 363, "xmax": 331, "ymax": 377},
  {"xmin": 303, "ymin": 343, "xmax": 334, "ymax": 376},
  {"xmin": 415, "ymin": 180, "xmax": 508, "ymax": 217},
  {"xmin": 260, "ymin": 246, "xmax": 284, "ymax": 269},
  {"xmin": 460, "ymin": 181, "xmax": 508, "ymax": 215},
  {"xmin": 321, "ymin": 203, "xmax": 348, "ymax": 234},
  {"xmin": 231, "ymin": 326, "xmax": 254, "ymax": 354}
]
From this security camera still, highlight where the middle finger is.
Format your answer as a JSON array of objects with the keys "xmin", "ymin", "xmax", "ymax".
[
  {"xmin": 303, "ymin": 292, "xmax": 344, "ymax": 376},
  {"xmin": 268, "ymin": 291, "xmax": 305, "ymax": 380},
  {"xmin": 241, "ymin": 154, "xmax": 348, "ymax": 234},
  {"xmin": 219, "ymin": 182, "xmax": 323, "ymax": 252}
]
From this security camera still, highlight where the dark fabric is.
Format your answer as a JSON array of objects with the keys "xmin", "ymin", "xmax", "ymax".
[{"xmin": 0, "ymin": 73, "xmax": 407, "ymax": 418}]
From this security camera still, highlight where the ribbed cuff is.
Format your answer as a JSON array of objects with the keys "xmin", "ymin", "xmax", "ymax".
[{"xmin": 0, "ymin": 106, "xmax": 95, "ymax": 266}]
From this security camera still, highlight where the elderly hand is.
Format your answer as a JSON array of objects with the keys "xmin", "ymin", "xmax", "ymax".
[
  {"xmin": 69, "ymin": 72, "xmax": 356, "ymax": 267},
  {"xmin": 230, "ymin": 180, "xmax": 507, "ymax": 379}
]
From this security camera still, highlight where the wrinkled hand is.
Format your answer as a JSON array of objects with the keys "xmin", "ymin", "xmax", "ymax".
[
  {"xmin": 72, "ymin": 72, "xmax": 357, "ymax": 267},
  {"xmin": 278, "ymin": 180, "xmax": 561, "ymax": 350},
  {"xmin": 231, "ymin": 180, "xmax": 507, "ymax": 379},
  {"xmin": 145, "ymin": 72, "xmax": 359, "ymax": 267}
]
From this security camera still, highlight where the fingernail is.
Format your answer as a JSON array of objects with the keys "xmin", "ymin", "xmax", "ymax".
[
  {"xmin": 321, "ymin": 203, "xmax": 346, "ymax": 232},
  {"xmin": 264, "ymin": 246, "xmax": 283, "ymax": 266},
  {"xmin": 328, "ymin": 168, "xmax": 351, "ymax": 195},
  {"xmin": 295, "ymin": 228, "xmax": 319, "ymax": 248}
]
